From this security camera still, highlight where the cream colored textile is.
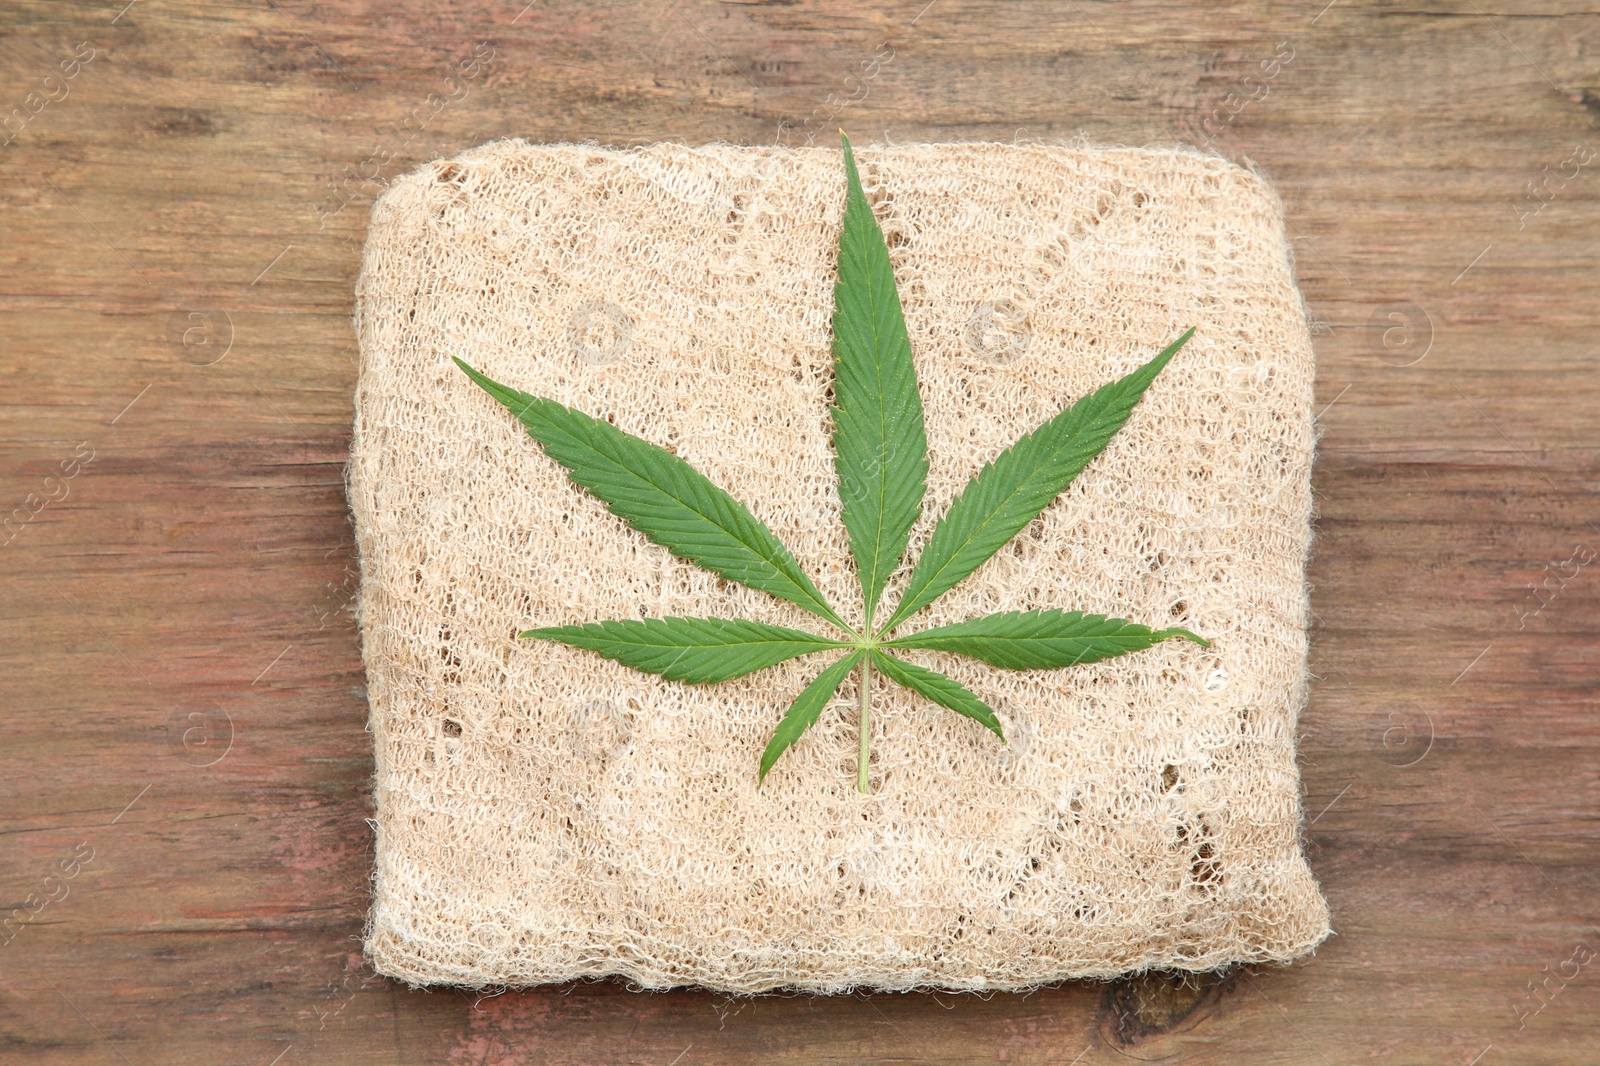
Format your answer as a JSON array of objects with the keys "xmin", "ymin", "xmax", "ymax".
[{"xmin": 351, "ymin": 138, "xmax": 1330, "ymax": 992}]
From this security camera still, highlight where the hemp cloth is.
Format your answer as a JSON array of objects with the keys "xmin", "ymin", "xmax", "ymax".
[{"xmin": 350, "ymin": 138, "xmax": 1332, "ymax": 992}]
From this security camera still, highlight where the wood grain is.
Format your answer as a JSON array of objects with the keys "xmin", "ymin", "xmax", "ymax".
[{"xmin": 2, "ymin": 1, "xmax": 1596, "ymax": 1062}]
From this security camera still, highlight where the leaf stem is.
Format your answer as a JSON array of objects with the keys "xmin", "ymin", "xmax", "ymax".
[{"xmin": 857, "ymin": 653, "xmax": 873, "ymax": 794}]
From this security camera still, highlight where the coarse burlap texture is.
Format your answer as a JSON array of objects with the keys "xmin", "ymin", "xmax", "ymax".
[{"xmin": 351, "ymin": 138, "xmax": 1331, "ymax": 993}]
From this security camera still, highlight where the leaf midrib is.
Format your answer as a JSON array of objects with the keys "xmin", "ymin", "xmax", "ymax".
[
  {"xmin": 879, "ymin": 429, "xmax": 1056, "ymax": 634},
  {"xmin": 520, "ymin": 382, "xmax": 852, "ymax": 634},
  {"xmin": 838, "ymin": 147, "xmax": 916, "ymax": 628},
  {"xmin": 525, "ymin": 626, "xmax": 848, "ymax": 650}
]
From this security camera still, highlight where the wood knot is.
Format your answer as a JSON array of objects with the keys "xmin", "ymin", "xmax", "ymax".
[{"xmin": 1100, "ymin": 969, "xmax": 1233, "ymax": 1046}]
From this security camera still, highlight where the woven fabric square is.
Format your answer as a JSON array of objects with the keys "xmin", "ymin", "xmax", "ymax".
[{"xmin": 351, "ymin": 138, "xmax": 1331, "ymax": 992}]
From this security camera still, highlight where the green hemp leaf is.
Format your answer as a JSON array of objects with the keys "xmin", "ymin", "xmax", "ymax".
[{"xmin": 455, "ymin": 132, "xmax": 1206, "ymax": 793}]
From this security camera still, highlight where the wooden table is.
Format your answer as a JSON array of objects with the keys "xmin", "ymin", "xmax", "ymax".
[{"xmin": 3, "ymin": 1, "xmax": 1596, "ymax": 1062}]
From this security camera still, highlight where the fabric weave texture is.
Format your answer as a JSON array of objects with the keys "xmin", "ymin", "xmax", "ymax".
[{"xmin": 351, "ymin": 138, "xmax": 1331, "ymax": 992}]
